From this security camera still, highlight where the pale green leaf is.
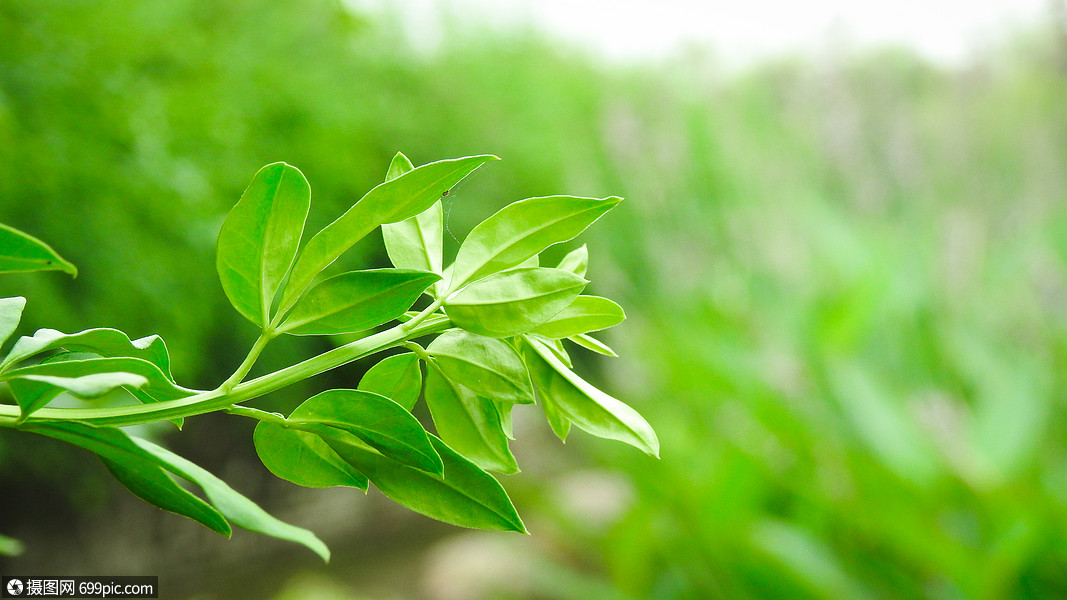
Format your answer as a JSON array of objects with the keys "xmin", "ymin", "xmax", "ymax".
[
  {"xmin": 254, "ymin": 421, "xmax": 369, "ymax": 489},
  {"xmin": 0, "ymin": 327, "xmax": 174, "ymax": 377},
  {"xmin": 358, "ymin": 353, "xmax": 423, "ymax": 411},
  {"xmin": 448, "ymin": 195, "xmax": 620, "ymax": 292},
  {"xmin": 530, "ymin": 295, "xmax": 625, "ymax": 339},
  {"xmin": 427, "ymin": 331, "xmax": 533, "ymax": 404},
  {"xmin": 0, "ymin": 297, "xmax": 26, "ymax": 350},
  {"xmin": 444, "ymin": 267, "xmax": 586, "ymax": 338},
  {"xmin": 279, "ymin": 269, "xmax": 440, "ymax": 335},
  {"xmin": 424, "ymin": 368, "xmax": 518, "ymax": 473},
  {"xmin": 385, "ymin": 151, "xmax": 415, "ymax": 181},
  {"xmin": 0, "ymin": 223, "xmax": 77, "ymax": 276},
  {"xmin": 383, "ymin": 201, "xmax": 444, "ymax": 278},
  {"xmin": 216, "ymin": 162, "xmax": 311, "ymax": 327},
  {"xmin": 556, "ymin": 244, "xmax": 588, "ymax": 277},
  {"xmin": 568, "ymin": 333, "xmax": 618, "ymax": 357}
]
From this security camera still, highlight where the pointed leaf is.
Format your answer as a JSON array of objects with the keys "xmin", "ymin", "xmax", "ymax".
[
  {"xmin": 383, "ymin": 201, "xmax": 444, "ymax": 282},
  {"xmin": 530, "ymin": 296, "xmax": 625, "ymax": 339},
  {"xmin": 568, "ymin": 333, "xmax": 618, "ymax": 357},
  {"xmin": 0, "ymin": 223, "xmax": 76, "ymax": 276},
  {"xmin": 281, "ymin": 155, "xmax": 497, "ymax": 311},
  {"xmin": 279, "ymin": 269, "xmax": 440, "ymax": 335},
  {"xmin": 289, "ymin": 389, "xmax": 442, "ymax": 475},
  {"xmin": 385, "ymin": 151, "xmax": 415, "ymax": 181},
  {"xmin": 444, "ymin": 268, "xmax": 586, "ymax": 338},
  {"xmin": 448, "ymin": 195, "xmax": 620, "ymax": 292},
  {"xmin": 358, "ymin": 353, "xmax": 423, "ymax": 411},
  {"xmin": 216, "ymin": 162, "xmax": 311, "ymax": 327},
  {"xmin": 427, "ymin": 331, "xmax": 533, "ymax": 404},
  {"xmin": 556, "ymin": 245, "xmax": 588, "ymax": 277},
  {"xmin": 524, "ymin": 338, "xmax": 659, "ymax": 457},
  {"xmin": 0, "ymin": 297, "xmax": 26, "ymax": 349},
  {"xmin": 1, "ymin": 327, "xmax": 173, "ymax": 376},
  {"xmin": 3, "ymin": 356, "xmax": 186, "ymax": 409},
  {"xmin": 424, "ymin": 367, "xmax": 518, "ymax": 473},
  {"xmin": 324, "ymin": 432, "xmax": 526, "ymax": 532},
  {"xmin": 254, "ymin": 421, "xmax": 369, "ymax": 489}
]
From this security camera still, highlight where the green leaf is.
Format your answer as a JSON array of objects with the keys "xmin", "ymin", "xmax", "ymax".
[
  {"xmin": 530, "ymin": 296, "xmax": 625, "ymax": 339},
  {"xmin": 495, "ymin": 399, "xmax": 516, "ymax": 439},
  {"xmin": 382, "ymin": 201, "xmax": 445, "ymax": 298},
  {"xmin": 289, "ymin": 389, "xmax": 442, "ymax": 475},
  {"xmin": 280, "ymin": 155, "xmax": 497, "ymax": 311},
  {"xmin": 524, "ymin": 338, "xmax": 659, "ymax": 457},
  {"xmin": 0, "ymin": 223, "xmax": 77, "ymax": 276},
  {"xmin": 358, "ymin": 353, "xmax": 423, "ymax": 411},
  {"xmin": 279, "ymin": 269, "xmax": 440, "ymax": 335},
  {"xmin": 556, "ymin": 244, "xmax": 588, "ymax": 277},
  {"xmin": 539, "ymin": 390, "xmax": 572, "ymax": 442},
  {"xmin": 448, "ymin": 195, "xmax": 621, "ymax": 292},
  {"xmin": 0, "ymin": 533, "xmax": 24, "ymax": 557},
  {"xmin": 26, "ymin": 422, "xmax": 230, "ymax": 537},
  {"xmin": 444, "ymin": 268, "xmax": 587, "ymax": 338},
  {"xmin": 0, "ymin": 297, "xmax": 26, "ymax": 349},
  {"xmin": 1, "ymin": 327, "xmax": 174, "ymax": 376},
  {"xmin": 132, "ymin": 436, "xmax": 330, "ymax": 562},
  {"xmin": 385, "ymin": 151, "xmax": 415, "ymax": 181},
  {"xmin": 216, "ymin": 162, "xmax": 311, "ymax": 328},
  {"xmin": 254, "ymin": 421, "xmax": 369, "ymax": 489},
  {"xmin": 324, "ymin": 432, "xmax": 527, "ymax": 533},
  {"xmin": 4, "ymin": 356, "xmax": 185, "ymax": 402},
  {"xmin": 568, "ymin": 333, "xmax": 618, "ymax": 357},
  {"xmin": 424, "ymin": 367, "xmax": 518, "ymax": 474},
  {"xmin": 529, "ymin": 335, "xmax": 574, "ymax": 368},
  {"xmin": 427, "ymin": 331, "xmax": 533, "ymax": 404}
]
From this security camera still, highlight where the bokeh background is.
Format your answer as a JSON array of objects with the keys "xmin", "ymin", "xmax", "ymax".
[{"xmin": 3, "ymin": 1, "xmax": 1067, "ymax": 598}]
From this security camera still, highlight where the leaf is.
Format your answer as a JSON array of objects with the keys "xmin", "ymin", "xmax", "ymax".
[
  {"xmin": 529, "ymin": 335, "xmax": 574, "ymax": 368},
  {"xmin": 385, "ymin": 151, "xmax": 415, "ymax": 181},
  {"xmin": 358, "ymin": 353, "xmax": 423, "ymax": 411},
  {"xmin": 280, "ymin": 155, "xmax": 497, "ymax": 311},
  {"xmin": 530, "ymin": 296, "xmax": 625, "ymax": 339},
  {"xmin": 0, "ymin": 223, "xmax": 77, "ymax": 276},
  {"xmin": 0, "ymin": 533, "xmax": 24, "ymax": 557},
  {"xmin": 132, "ymin": 436, "xmax": 330, "ymax": 562},
  {"xmin": 427, "ymin": 331, "xmax": 533, "ymax": 405},
  {"xmin": 539, "ymin": 390, "xmax": 572, "ymax": 442},
  {"xmin": 324, "ymin": 432, "xmax": 526, "ymax": 533},
  {"xmin": 0, "ymin": 297, "xmax": 26, "ymax": 349},
  {"xmin": 444, "ymin": 267, "xmax": 587, "ymax": 338},
  {"xmin": 3, "ymin": 356, "xmax": 185, "ymax": 401},
  {"xmin": 495, "ymin": 399, "xmax": 516, "ymax": 439},
  {"xmin": 383, "ymin": 201, "xmax": 445, "ymax": 280},
  {"xmin": 279, "ymin": 269, "xmax": 440, "ymax": 335},
  {"xmin": 288, "ymin": 389, "xmax": 442, "ymax": 475},
  {"xmin": 1, "ymin": 327, "xmax": 174, "ymax": 377},
  {"xmin": 556, "ymin": 244, "xmax": 588, "ymax": 277},
  {"xmin": 524, "ymin": 338, "xmax": 659, "ymax": 457},
  {"xmin": 216, "ymin": 162, "xmax": 311, "ymax": 327},
  {"xmin": 568, "ymin": 333, "xmax": 619, "ymax": 357},
  {"xmin": 448, "ymin": 195, "xmax": 621, "ymax": 292},
  {"xmin": 26, "ymin": 422, "xmax": 230, "ymax": 537},
  {"xmin": 423, "ymin": 367, "xmax": 518, "ymax": 473},
  {"xmin": 254, "ymin": 421, "xmax": 369, "ymax": 489}
]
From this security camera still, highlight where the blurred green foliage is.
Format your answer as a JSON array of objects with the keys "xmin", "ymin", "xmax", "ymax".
[{"xmin": 2, "ymin": 0, "xmax": 1067, "ymax": 598}]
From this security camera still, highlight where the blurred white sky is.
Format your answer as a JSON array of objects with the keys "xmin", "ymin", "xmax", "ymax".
[{"xmin": 353, "ymin": 0, "xmax": 1052, "ymax": 64}]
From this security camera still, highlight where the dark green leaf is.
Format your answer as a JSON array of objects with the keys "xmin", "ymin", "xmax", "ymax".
[
  {"xmin": 0, "ymin": 297, "xmax": 26, "ymax": 350},
  {"xmin": 424, "ymin": 368, "xmax": 518, "ymax": 473},
  {"xmin": 530, "ymin": 296, "xmax": 626, "ymax": 339},
  {"xmin": 427, "ymin": 331, "xmax": 533, "ymax": 404},
  {"xmin": 289, "ymin": 389, "xmax": 442, "ymax": 475},
  {"xmin": 279, "ymin": 269, "xmax": 440, "ymax": 335},
  {"xmin": 0, "ymin": 223, "xmax": 77, "ymax": 277},
  {"xmin": 254, "ymin": 421, "xmax": 369, "ymax": 489},
  {"xmin": 1, "ymin": 327, "xmax": 174, "ymax": 377},
  {"xmin": 444, "ymin": 268, "xmax": 587, "ymax": 338},
  {"xmin": 280, "ymin": 155, "xmax": 496, "ymax": 311},
  {"xmin": 324, "ymin": 432, "xmax": 526, "ymax": 533},
  {"xmin": 358, "ymin": 353, "xmax": 423, "ymax": 411},
  {"xmin": 524, "ymin": 338, "xmax": 659, "ymax": 457},
  {"xmin": 556, "ymin": 244, "xmax": 588, "ymax": 277},
  {"xmin": 216, "ymin": 162, "xmax": 311, "ymax": 327},
  {"xmin": 448, "ymin": 195, "xmax": 620, "ymax": 292}
]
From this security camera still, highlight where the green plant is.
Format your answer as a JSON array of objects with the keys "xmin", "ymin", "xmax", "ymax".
[{"xmin": 0, "ymin": 152, "xmax": 658, "ymax": 561}]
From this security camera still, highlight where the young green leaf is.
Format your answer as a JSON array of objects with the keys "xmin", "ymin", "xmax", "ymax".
[
  {"xmin": 132, "ymin": 436, "xmax": 330, "ymax": 562},
  {"xmin": 556, "ymin": 244, "xmax": 588, "ymax": 277},
  {"xmin": 385, "ymin": 151, "xmax": 415, "ymax": 181},
  {"xmin": 0, "ymin": 297, "xmax": 26, "ymax": 350},
  {"xmin": 288, "ymin": 389, "xmax": 442, "ymax": 475},
  {"xmin": 0, "ymin": 327, "xmax": 173, "ymax": 377},
  {"xmin": 323, "ymin": 432, "xmax": 527, "ymax": 533},
  {"xmin": 427, "ymin": 331, "xmax": 533, "ymax": 405},
  {"xmin": 280, "ymin": 155, "xmax": 497, "ymax": 311},
  {"xmin": 539, "ymin": 390, "xmax": 572, "ymax": 442},
  {"xmin": 448, "ymin": 195, "xmax": 620, "ymax": 292},
  {"xmin": 358, "ymin": 353, "xmax": 423, "ymax": 411},
  {"xmin": 254, "ymin": 422, "xmax": 369, "ymax": 489},
  {"xmin": 567, "ymin": 333, "xmax": 619, "ymax": 357},
  {"xmin": 216, "ymin": 162, "xmax": 311, "ymax": 328},
  {"xmin": 495, "ymin": 399, "xmax": 516, "ymax": 439},
  {"xmin": 278, "ymin": 269, "xmax": 441, "ymax": 335},
  {"xmin": 529, "ymin": 296, "xmax": 625, "ymax": 339},
  {"xmin": 524, "ymin": 338, "xmax": 659, "ymax": 457},
  {"xmin": 525, "ymin": 334, "xmax": 574, "ymax": 368},
  {"xmin": 0, "ymin": 223, "xmax": 77, "ymax": 277},
  {"xmin": 383, "ymin": 201, "xmax": 444, "ymax": 278},
  {"xmin": 26, "ymin": 422, "xmax": 230, "ymax": 536},
  {"xmin": 444, "ymin": 267, "xmax": 587, "ymax": 338},
  {"xmin": 423, "ymin": 368, "xmax": 518, "ymax": 474}
]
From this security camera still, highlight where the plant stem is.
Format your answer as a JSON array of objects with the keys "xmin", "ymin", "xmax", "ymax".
[{"xmin": 219, "ymin": 330, "xmax": 274, "ymax": 391}]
